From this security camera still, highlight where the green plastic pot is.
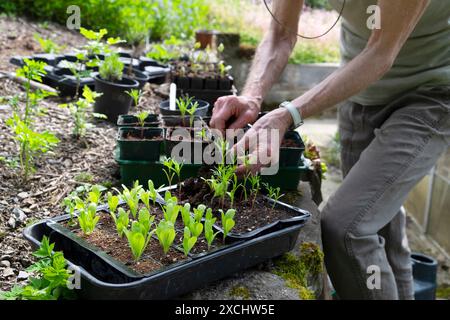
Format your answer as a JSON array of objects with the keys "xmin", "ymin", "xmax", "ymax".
[
  {"xmin": 117, "ymin": 114, "xmax": 160, "ymax": 128},
  {"xmin": 115, "ymin": 156, "xmax": 202, "ymax": 187},
  {"xmin": 261, "ymin": 161, "xmax": 310, "ymax": 190},
  {"xmin": 117, "ymin": 127, "xmax": 164, "ymax": 161},
  {"xmin": 279, "ymin": 131, "xmax": 305, "ymax": 167}
]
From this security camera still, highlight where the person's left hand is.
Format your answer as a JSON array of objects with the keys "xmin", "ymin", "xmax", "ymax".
[{"xmin": 233, "ymin": 107, "xmax": 293, "ymax": 175}]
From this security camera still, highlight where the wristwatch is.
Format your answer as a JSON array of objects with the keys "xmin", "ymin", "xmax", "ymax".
[{"xmin": 279, "ymin": 101, "xmax": 304, "ymax": 129}]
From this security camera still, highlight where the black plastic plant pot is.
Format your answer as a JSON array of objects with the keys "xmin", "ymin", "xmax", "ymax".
[
  {"xmin": 117, "ymin": 127, "xmax": 164, "ymax": 161},
  {"xmin": 204, "ymin": 78, "xmax": 219, "ymax": 90},
  {"xmin": 176, "ymin": 89, "xmax": 237, "ymax": 111},
  {"xmin": 173, "ymin": 76, "xmax": 190, "ymax": 90},
  {"xmin": 161, "ymin": 115, "xmax": 204, "ymax": 128},
  {"xmin": 117, "ymin": 114, "xmax": 160, "ymax": 128},
  {"xmin": 165, "ymin": 128, "xmax": 211, "ymax": 164},
  {"xmin": 219, "ymin": 76, "xmax": 233, "ymax": 90},
  {"xmin": 24, "ymin": 217, "xmax": 305, "ymax": 299},
  {"xmin": 48, "ymin": 68, "xmax": 96, "ymax": 97},
  {"xmin": 94, "ymin": 75, "xmax": 139, "ymax": 123},
  {"xmin": 279, "ymin": 131, "xmax": 306, "ymax": 167},
  {"xmin": 159, "ymin": 99, "xmax": 209, "ymax": 117},
  {"xmin": 124, "ymin": 68, "xmax": 150, "ymax": 90}
]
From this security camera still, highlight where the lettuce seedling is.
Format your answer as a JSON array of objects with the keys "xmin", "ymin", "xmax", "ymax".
[
  {"xmin": 156, "ymin": 220, "xmax": 176, "ymax": 254},
  {"xmin": 124, "ymin": 221, "xmax": 154, "ymax": 262},
  {"xmin": 139, "ymin": 189, "xmax": 151, "ymax": 211},
  {"xmin": 181, "ymin": 203, "xmax": 191, "ymax": 227},
  {"xmin": 107, "ymin": 192, "xmax": 120, "ymax": 214},
  {"xmin": 204, "ymin": 208, "xmax": 220, "ymax": 249},
  {"xmin": 88, "ymin": 185, "xmax": 103, "ymax": 205},
  {"xmin": 182, "ymin": 227, "xmax": 197, "ymax": 256},
  {"xmin": 220, "ymin": 209, "xmax": 236, "ymax": 241},
  {"xmin": 193, "ymin": 204, "xmax": 206, "ymax": 223},
  {"xmin": 189, "ymin": 219, "xmax": 203, "ymax": 238},
  {"xmin": 148, "ymin": 180, "xmax": 158, "ymax": 205},
  {"xmin": 138, "ymin": 207, "xmax": 155, "ymax": 236},
  {"xmin": 163, "ymin": 201, "xmax": 180, "ymax": 225},
  {"xmin": 110, "ymin": 208, "xmax": 130, "ymax": 237},
  {"xmin": 78, "ymin": 203, "xmax": 99, "ymax": 235},
  {"xmin": 62, "ymin": 197, "xmax": 76, "ymax": 225},
  {"xmin": 119, "ymin": 183, "xmax": 142, "ymax": 218},
  {"xmin": 163, "ymin": 158, "xmax": 176, "ymax": 187}
]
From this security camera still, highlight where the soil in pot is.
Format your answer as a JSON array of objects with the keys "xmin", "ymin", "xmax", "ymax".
[
  {"xmin": 94, "ymin": 75, "xmax": 139, "ymax": 123},
  {"xmin": 159, "ymin": 99, "xmax": 210, "ymax": 117},
  {"xmin": 118, "ymin": 127, "xmax": 164, "ymax": 161},
  {"xmin": 117, "ymin": 114, "xmax": 160, "ymax": 127},
  {"xmin": 162, "ymin": 115, "xmax": 204, "ymax": 128},
  {"xmin": 165, "ymin": 127, "xmax": 211, "ymax": 164},
  {"xmin": 179, "ymin": 176, "xmax": 298, "ymax": 235}
]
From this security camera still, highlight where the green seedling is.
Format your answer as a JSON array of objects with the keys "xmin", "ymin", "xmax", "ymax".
[
  {"xmin": 263, "ymin": 183, "xmax": 284, "ymax": 209},
  {"xmin": 180, "ymin": 203, "xmax": 191, "ymax": 227},
  {"xmin": 62, "ymin": 197, "xmax": 76, "ymax": 225},
  {"xmin": 110, "ymin": 208, "xmax": 130, "ymax": 238},
  {"xmin": 147, "ymin": 180, "xmax": 161, "ymax": 205},
  {"xmin": 163, "ymin": 158, "xmax": 183, "ymax": 193},
  {"xmin": 107, "ymin": 192, "xmax": 120, "ymax": 214},
  {"xmin": 126, "ymin": 89, "xmax": 141, "ymax": 107},
  {"xmin": 185, "ymin": 100, "xmax": 199, "ymax": 127},
  {"xmin": 138, "ymin": 207, "xmax": 155, "ymax": 237},
  {"xmin": 162, "ymin": 200, "xmax": 180, "ymax": 224},
  {"xmin": 182, "ymin": 227, "xmax": 197, "ymax": 256},
  {"xmin": 204, "ymin": 208, "xmax": 220, "ymax": 249},
  {"xmin": 59, "ymin": 86, "xmax": 102, "ymax": 138},
  {"xmin": 136, "ymin": 111, "xmax": 149, "ymax": 127},
  {"xmin": 87, "ymin": 185, "xmax": 103, "ymax": 205},
  {"xmin": 156, "ymin": 220, "xmax": 176, "ymax": 255},
  {"xmin": 227, "ymin": 174, "xmax": 241, "ymax": 208},
  {"xmin": 99, "ymin": 53, "xmax": 124, "ymax": 83},
  {"xmin": 189, "ymin": 220, "xmax": 203, "ymax": 238},
  {"xmin": 118, "ymin": 182, "xmax": 142, "ymax": 218},
  {"xmin": 249, "ymin": 174, "xmax": 261, "ymax": 208},
  {"xmin": 78, "ymin": 202, "xmax": 99, "ymax": 235},
  {"xmin": 176, "ymin": 96, "xmax": 196, "ymax": 118},
  {"xmin": 220, "ymin": 209, "xmax": 236, "ymax": 242},
  {"xmin": 139, "ymin": 189, "xmax": 151, "ymax": 211},
  {"xmin": 34, "ymin": 34, "xmax": 62, "ymax": 54},
  {"xmin": 124, "ymin": 221, "xmax": 154, "ymax": 262},
  {"xmin": 193, "ymin": 204, "xmax": 206, "ymax": 223}
]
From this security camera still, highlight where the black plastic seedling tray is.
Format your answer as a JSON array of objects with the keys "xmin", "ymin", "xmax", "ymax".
[
  {"xmin": 117, "ymin": 114, "xmax": 160, "ymax": 128},
  {"xmin": 24, "ymin": 216, "xmax": 308, "ymax": 299}
]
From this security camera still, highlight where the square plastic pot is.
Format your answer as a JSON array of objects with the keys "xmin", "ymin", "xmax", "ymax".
[
  {"xmin": 117, "ymin": 127, "xmax": 164, "ymax": 161},
  {"xmin": 117, "ymin": 114, "xmax": 160, "ymax": 128},
  {"xmin": 279, "ymin": 131, "xmax": 306, "ymax": 167}
]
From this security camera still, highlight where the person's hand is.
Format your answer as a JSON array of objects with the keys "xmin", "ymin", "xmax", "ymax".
[
  {"xmin": 210, "ymin": 95, "xmax": 261, "ymax": 132},
  {"xmin": 233, "ymin": 108, "xmax": 293, "ymax": 175}
]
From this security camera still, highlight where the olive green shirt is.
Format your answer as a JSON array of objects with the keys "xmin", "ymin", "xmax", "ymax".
[{"xmin": 329, "ymin": 0, "xmax": 450, "ymax": 105}]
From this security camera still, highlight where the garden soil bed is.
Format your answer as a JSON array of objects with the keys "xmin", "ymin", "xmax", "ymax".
[{"xmin": 0, "ymin": 16, "xmax": 164, "ymax": 291}]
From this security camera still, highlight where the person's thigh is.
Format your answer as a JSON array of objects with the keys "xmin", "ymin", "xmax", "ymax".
[{"xmin": 323, "ymin": 93, "xmax": 450, "ymax": 299}]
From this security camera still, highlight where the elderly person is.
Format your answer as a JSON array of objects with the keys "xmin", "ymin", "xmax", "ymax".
[{"xmin": 210, "ymin": 0, "xmax": 450, "ymax": 299}]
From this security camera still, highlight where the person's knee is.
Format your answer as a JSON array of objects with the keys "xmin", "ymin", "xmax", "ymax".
[{"xmin": 321, "ymin": 205, "xmax": 347, "ymax": 246}]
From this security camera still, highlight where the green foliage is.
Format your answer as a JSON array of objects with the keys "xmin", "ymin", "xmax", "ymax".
[
  {"xmin": 111, "ymin": 208, "xmax": 130, "ymax": 238},
  {"xmin": 118, "ymin": 182, "xmax": 142, "ymax": 218},
  {"xmin": 289, "ymin": 42, "xmax": 340, "ymax": 65},
  {"xmin": 124, "ymin": 219, "xmax": 154, "ymax": 261},
  {"xmin": 220, "ymin": 209, "xmax": 236, "ymax": 241},
  {"xmin": 305, "ymin": 0, "xmax": 332, "ymax": 10},
  {"xmin": 182, "ymin": 227, "xmax": 197, "ymax": 256},
  {"xmin": 263, "ymin": 183, "xmax": 284, "ymax": 209},
  {"xmin": 156, "ymin": 220, "xmax": 176, "ymax": 254},
  {"xmin": 136, "ymin": 111, "xmax": 149, "ymax": 128},
  {"xmin": 59, "ymin": 86, "xmax": 102, "ymax": 138},
  {"xmin": 162, "ymin": 200, "xmax": 181, "ymax": 225},
  {"xmin": 34, "ymin": 34, "xmax": 62, "ymax": 54},
  {"xmin": 176, "ymin": 96, "xmax": 198, "ymax": 119},
  {"xmin": 127, "ymin": 89, "xmax": 141, "ymax": 108},
  {"xmin": 78, "ymin": 202, "xmax": 99, "ymax": 235},
  {"xmin": 99, "ymin": 53, "xmax": 124, "ymax": 82},
  {"xmin": 107, "ymin": 192, "xmax": 120, "ymax": 214},
  {"xmin": 163, "ymin": 157, "xmax": 183, "ymax": 188},
  {"xmin": 0, "ymin": 236, "xmax": 75, "ymax": 300},
  {"xmin": 6, "ymin": 114, "xmax": 59, "ymax": 180},
  {"xmin": 204, "ymin": 208, "xmax": 219, "ymax": 249},
  {"xmin": 1, "ymin": 0, "xmax": 210, "ymax": 41}
]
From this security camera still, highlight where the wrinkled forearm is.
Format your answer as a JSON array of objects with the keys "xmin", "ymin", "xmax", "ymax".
[{"xmin": 242, "ymin": 31, "xmax": 296, "ymax": 106}]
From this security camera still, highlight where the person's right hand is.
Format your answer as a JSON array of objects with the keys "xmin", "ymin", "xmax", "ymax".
[{"xmin": 210, "ymin": 95, "xmax": 261, "ymax": 132}]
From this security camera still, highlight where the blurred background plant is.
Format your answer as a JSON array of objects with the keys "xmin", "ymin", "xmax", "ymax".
[{"xmin": 0, "ymin": 0, "xmax": 340, "ymax": 64}]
